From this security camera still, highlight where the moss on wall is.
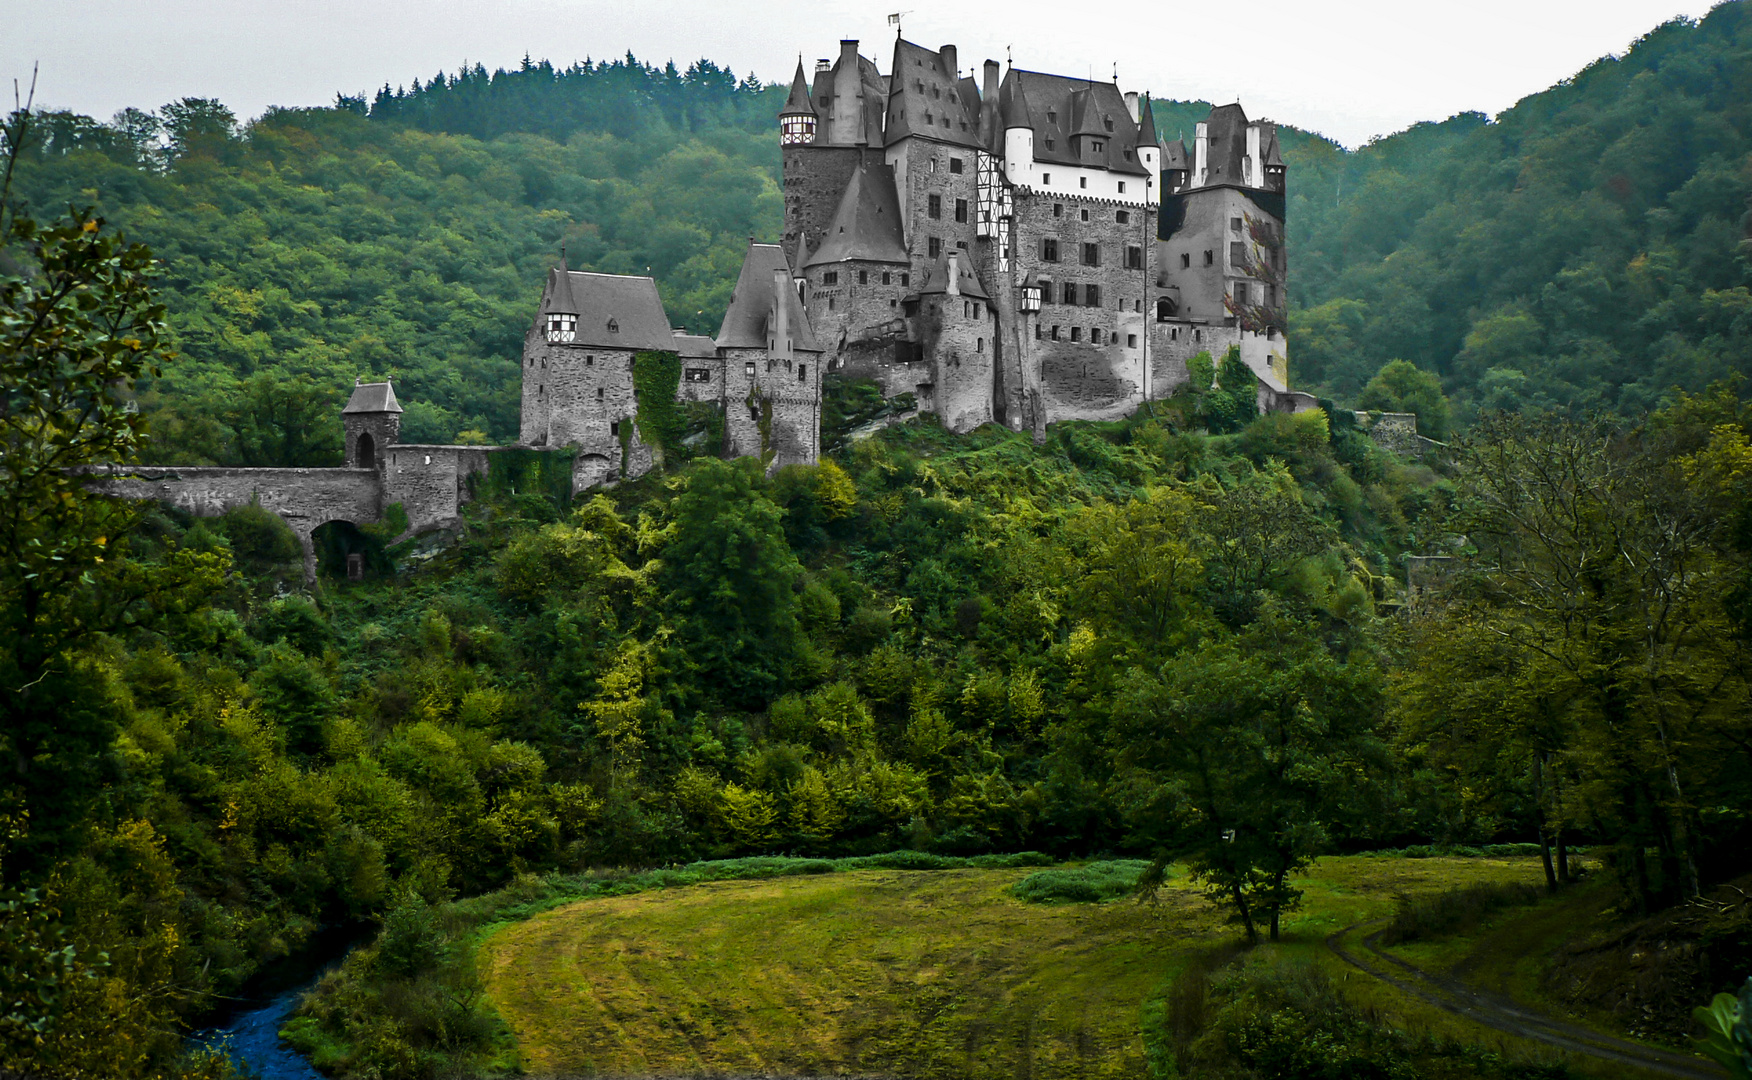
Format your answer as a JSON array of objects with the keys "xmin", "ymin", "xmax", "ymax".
[
  {"xmin": 468, "ymin": 447, "xmax": 576, "ymax": 510},
  {"xmin": 632, "ymin": 351, "xmax": 685, "ymax": 464}
]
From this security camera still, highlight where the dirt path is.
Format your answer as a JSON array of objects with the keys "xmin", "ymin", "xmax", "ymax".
[{"xmin": 1324, "ymin": 920, "xmax": 1724, "ymax": 1079}]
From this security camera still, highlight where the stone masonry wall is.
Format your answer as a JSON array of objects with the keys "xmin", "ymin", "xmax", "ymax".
[
  {"xmin": 783, "ymin": 145, "xmax": 881, "ymax": 256},
  {"xmin": 1010, "ymin": 189, "xmax": 1156, "ymax": 422},
  {"xmin": 890, "ymin": 139, "xmax": 980, "ymax": 282},
  {"xmin": 520, "ymin": 335, "xmax": 647, "ymax": 472},
  {"xmin": 381, "ymin": 445, "xmax": 494, "ymax": 535},
  {"xmin": 805, "ymin": 260, "xmax": 912, "ymax": 355},
  {"xmin": 919, "ymin": 293, "xmax": 996, "ymax": 433}
]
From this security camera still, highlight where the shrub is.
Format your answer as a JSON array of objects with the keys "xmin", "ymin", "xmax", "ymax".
[
  {"xmin": 1379, "ymin": 880, "xmax": 1544, "ymax": 945},
  {"xmin": 1012, "ymin": 860, "xmax": 1153, "ymax": 904}
]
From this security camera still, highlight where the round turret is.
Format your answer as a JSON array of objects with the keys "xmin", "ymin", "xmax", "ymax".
[{"xmin": 779, "ymin": 60, "xmax": 818, "ymax": 146}]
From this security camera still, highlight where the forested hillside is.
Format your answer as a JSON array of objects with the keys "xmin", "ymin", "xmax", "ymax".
[{"xmin": 8, "ymin": 3, "xmax": 1750, "ymax": 454}]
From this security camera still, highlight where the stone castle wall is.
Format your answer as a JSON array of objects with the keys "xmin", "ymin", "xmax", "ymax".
[{"xmin": 918, "ymin": 293, "xmax": 996, "ymax": 433}]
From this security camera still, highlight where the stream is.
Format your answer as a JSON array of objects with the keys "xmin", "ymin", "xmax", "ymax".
[{"xmin": 195, "ymin": 982, "xmax": 325, "ymax": 1080}]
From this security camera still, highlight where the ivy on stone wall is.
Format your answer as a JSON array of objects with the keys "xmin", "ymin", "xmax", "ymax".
[
  {"xmin": 468, "ymin": 447, "xmax": 576, "ymax": 511},
  {"xmin": 632, "ymin": 351, "xmax": 685, "ymax": 463}
]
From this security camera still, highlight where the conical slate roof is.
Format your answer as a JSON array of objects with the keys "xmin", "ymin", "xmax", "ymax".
[
  {"xmin": 780, "ymin": 59, "xmax": 817, "ymax": 118},
  {"xmin": 1163, "ymin": 138, "xmax": 1189, "ymax": 170},
  {"xmin": 804, "ymin": 161, "xmax": 910, "ymax": 267},
  {"xmin": 343, "ymin": 379, "xmax": 402, "ymax": 414},
  {"xmin": 999, "ymin": 75, "xmax": 1034, "ymax": 130},
  {"xmin": 1263, "ymin": 125, "xmax": 1284, "ymax": 168},
  {"xmin": 542, "ymin": 257, "xmax": 579, "ymax": 316}
]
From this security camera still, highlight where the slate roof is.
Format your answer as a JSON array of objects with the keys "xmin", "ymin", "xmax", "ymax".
[
  {"xmin": 812, "ymin": 47, "xmax": 887, "ymax": 146},
  {"xmin": 1203, "ymin": 103, "xmax": 1250, "ymax": 185},
  {"xmin": 1135, "ymin": 93, "xmax": 1159, "ymax": 148},
  {"xmin": 343, "ymin": 380, "xmax": 402, "ymax": 414},
  {"xmin": 912, "ymin": 251, "xmax": 990, "ymax": 300},
  {"xmin": 1263, "ymin": 125, "xmax": 1284, "ymax": 168},
  {"xmin": 1163, "ymin": 137, "xmax": 1189, "ymax": 171},
  {"xmin": 804, "ymin": 161, "xmax": 910, "ymax": 267},
  {"xmin": 672, "ymin": 332, "xmax": 718, "ymax": 358},
  {"xmin": 997, "ymin": 69, "xmax": 1149, "ymax": 176},
  {"xmin": 541, "ymin": 260, "xmax": 580, "ymax": 315},
  {"xmin": 540, "ymin": 271, "xmax": 676, "ymax": 351},
  {"xmin": 717, "ymin": 242, "xmax": 822, "ymax": 353},
  {"xmin": 780, "ymin": 60, "xmax": 817, "ymax": 118},
  {"xmin": 883, "ymin": 40, "xmax": 985, "ymax": 149}
]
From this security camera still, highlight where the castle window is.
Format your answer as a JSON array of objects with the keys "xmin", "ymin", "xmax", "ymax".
[
  {"xmin": 1079, "ymin": 177, "xmax": 1087, "ymax": 189},
  {"xmin": 610, "ymin": 421, "xmax": 619, "ymax": 436},
  {"xmin": 1194, "ymin": 328, "xmax": 1203, "ymax": 342},
  {"xmin": 928, "ymin": 194, "xmax": 942, "ymax": 219},
  {"xmin": 932, "ymin": 86, "xmax": 940, "ymax": 99},
  {"xmin": 1050, "ymin": 325, "xmax": 1060, "ymax": 340},
  {"xmin": 1041, "ymin": 172, "xmax": 1051, "ymax": 185},
  {"xmin": 823, "ymin": 271, "xmax": 839, "ymax": 286},
  {"xmin": 1062, "ymin": 282, "xmax": 1077, "ymax": 304},
  {"xmin": 955, "ymin": 198, "xmax": 968, "ymax": 223},
  {"xmin": 424, "ymin": 454, "xmax": 431, "ymax": 465},
  {"xmin": 1084, "ymin": 283, "xmax": 1101, "ymax": 307},
  {"xmin": 1044, "ymin": 138, "xmax": 1055, "ymax": 150},
  {"xmin": 1082, "ymin": 243, "xmax": 1100, "ymax": 267},
  {"xmin": 1181, "ymin": 253, "xmax": 1191, "ymax": 269},
  {"xmin": 768, "ymin": 359, "xmax": 776, "ymax": 371},
  {"xmin": 1091, "ymin": 328, "xmax": 1102, "ymax": 344},
  {"xmin": 1070, "ymin": 326, "xmax": 1082, "ymax": 342},
  {"xmin": 546, "ymin": 314, "xmax": 576, "ymax": 343},
  {"xmin": 901, "ymin": 273, "xmax": 910, "ymax": 286},
  {"xmin": 1230, "ymin": 241, "xmax": 1247, "ymax": 267},
  {"xmin": 1124, "ymin": 150, "xmax": 1133, "ymax": 161},
  {"xmin": 829, "ymin": 297, "xmax": 836, "ymax": 310},
  {"xmin": 539, "ymin": 384, "xmax": 544, "ymax": 393},
  {"xmin": 1037, "ymin": 278, "xmax": 1052, "ymax": 302},
  {"xmin": 1157, "ymin": 298, "xmax": 1174, "ymax": 322},
  {"xmin": 924, "ymin": 111, "xmax": 933, "ymax": 125},
  {"xmin": 685, "ymin": 367, "xmax": 711, "ymax": 382},
  {"xmin": 1126, "ymin": 245, "xmax": 1143, "ymax": 269},
  {"xmin": 858, "ymin": 270, "xmax": 868, "ymax": 285},
  {"xmin": 1047, "ymin": 110, "xmax": 1057, "ymax": 123},
  {"xmin": 977, "ymin": 337, "xmax": 984, "ymax": 352},
  {"xmin": 1080, "ymin": 208, "xmax": 1089, "ymax": 222},
  {"xmin": 745, "ymin": 361, "xmax": 756, "ymax": 376},
  {"xmin": 540, "ymin": 358, "xmax": 546, "ymax": 369},
  {"xmin": 1204, "ymin": 250, "xmax": 1214, "ymax": 266},
  {"xmin": 1116, "ymin": 210, "xmax": 1130, "ymax": 224},
  {"xmin": 606, "ymin": 318, "xmax": 618, "ymax": 334},
  {"xmin": 587, "ymin": 355, "xmax": 595, "ymax": 365},
  {"xmin": 1234, "ymin": 282, "xmax": 1250, "ymax": 305},
  {"xmin": 1128, "ymin": 334, "xmax": 1138, "ymax": 347},
  {"xmin": 882, "ymin": 271, "xmax": 892, "ymax": 285},
  {"xmin": 1035, "ymin": 324, "xmax": 1044, "ymax": 339},
  {"xmin": 1117, "ymin": 181, "xmax": 1127, "ymax": 194},
  {"xmin": 949, "ymin": 157, "xmax": 963, "ymax": 173},
  {"xmin": 597, "ymin": 388, "xmax": 604, "ymax": 401},
  {"xmin": 1230, "ymin": 217, "xmax": 1243, "ymax": 233},
  {"xmin": 928, "ymin": 237, "xmax": 942, "ymax": 258},
  {"xmin": 963, "ymin": 300, "xmax": 971, "ymax": 317},
  {"xmin": 1053, "ymin": 203, "xmax": 1063, "ymax": 218},
  {"xmin": 798, "ymin": 365, "xmax": 807, "ymax": 381},
  {"xmin": 1091, "ymin": 139, "xmax": 1104, "ymax": 153},
  {"xmin": 957, "ymin": 240, "xmax": 968, "ymax": 250},
  {"xmin": 1104, "ymin": 118, "xmax": 1114, "ymax": 132}
]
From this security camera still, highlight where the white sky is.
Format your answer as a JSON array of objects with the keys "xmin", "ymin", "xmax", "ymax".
[{"xmin": 1, "ymin": 0, "xmax": 1726, "ymax": 149}]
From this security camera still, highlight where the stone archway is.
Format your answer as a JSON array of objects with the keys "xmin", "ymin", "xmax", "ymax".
[{"xmin": 356, "ymin": 431, "xmax": 376, "ymax": 470}]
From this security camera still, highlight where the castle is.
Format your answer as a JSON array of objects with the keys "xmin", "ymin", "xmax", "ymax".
[
  {"xmin": 86, "ymin": 35, "xmax": 1314, "ymax": 579},
  {"xmin": 520, "ymin": 36, "xmax": 1314, "ymax": 486}
]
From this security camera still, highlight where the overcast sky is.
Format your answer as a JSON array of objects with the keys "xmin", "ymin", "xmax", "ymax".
[{"xmin": 2, "ymin": 0, "xmax": 1727, "ymax": 148}]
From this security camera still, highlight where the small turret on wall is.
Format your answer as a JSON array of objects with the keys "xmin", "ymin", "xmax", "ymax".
[{"xmin": 342, "ymin": 378, "xmax": 403, "ymax": 470}]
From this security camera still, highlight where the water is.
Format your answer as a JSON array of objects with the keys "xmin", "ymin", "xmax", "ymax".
[{"xmin": 196, "ymin": 984, "xmax": 324, "ymax": 1080}]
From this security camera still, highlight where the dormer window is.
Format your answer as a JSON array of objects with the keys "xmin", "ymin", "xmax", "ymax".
[
  {"xmin": 1044, "ymin": 138, "xmax": 1055, "ymax": 150},
  {"xmin": 606, "ymin": 318, "xmax": 619, "ymax": 334},
  {"xmin": 546, "ymin": 314, "xmax": 576, "ymax": 343},
  {"xmin": 1091, "ymin": 139, "xmax": 1104, "ymax": 153},
  {"xmin": 1047, "ymin": 110, "xmax": 1057, "ymax": 123},
  {"xmin": 1104, "ymin": 118, "xmax": 1114, "ymax": 132}
]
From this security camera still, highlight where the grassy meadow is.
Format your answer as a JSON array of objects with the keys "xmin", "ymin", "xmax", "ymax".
[{"xmin": 478, "ymin": 855, "xmax": 1563, "ymax": 1079}]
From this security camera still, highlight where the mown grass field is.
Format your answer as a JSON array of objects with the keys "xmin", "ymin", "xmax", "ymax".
[{"xmin": 479, "ymin": 855, "xmax": 1559, "ymax": 1079}]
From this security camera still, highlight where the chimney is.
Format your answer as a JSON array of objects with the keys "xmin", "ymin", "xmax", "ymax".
[
  {"xmin": 939, "ymin": 45, "xmax": 958, "ymax": 80},
  {"xmin": 1124, "ymin": 92, "xmax": 1140, "ymax": 123},
  {"xmin": 983, "ymin": 59, "xmax": 1000, "ymax": 102},
  {"xmin": 946, "ymin": 251, "xmax": 961, "ymax": 297},
  {"xmin": 772, "ymin": 267, "xmax": 792, "ymax": 360},
  {"xmin": 1194, "ymin": 121, "xmax": 1209, "ymax": 185},
  {"xmin": 815, "ymin": 58, "xmax": 831, "ymax": 74},
  {"xmin": 839, "ymin": 39, "xmax": 859, "ymax": 69}
]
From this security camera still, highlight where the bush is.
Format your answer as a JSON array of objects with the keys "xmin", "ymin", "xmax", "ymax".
[
  {"xmin": 1012, "ymin": 860, "xmax": 1153, "ymax": 904},
  {"xmin": 1379, "ymin": 880, "xmax": 1544, "ymax": 945}
]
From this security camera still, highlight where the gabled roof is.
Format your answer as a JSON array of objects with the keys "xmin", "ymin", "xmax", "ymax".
[
  {"xmin": 541, "ymin": 271, "xmax": 675, "ymax": 351},
  {"xmin": 780, "ymin": 60, "xmax": 817, "ymax": 118},
  {"xmin": 717, "ymin": 242, "xmax": 822, "ymax": 354},
  {"xmin": 343, "ymin": 380, "xmax": 402, "ymax": 414},
  {"xmin": 883, "ymin": 40, "xmax": 984, "ymax": 149},
  {"xmin": 1135, "ymin": 93, "xmax": 1159, "ymax": 148},
  {"xmin": 913, "ymin": 251, "xmax": 989, "ymax": 300},
  {"xmin": 998, "ymin": 69, "xmax": 1150, "ymax": 176},
  {"xmin": 804, "ymin": 161, "xmax": 910, "ymax": 267},
  {"xmin": 672, "ymin": 331, "xmax": 718, "ymax": 359}
]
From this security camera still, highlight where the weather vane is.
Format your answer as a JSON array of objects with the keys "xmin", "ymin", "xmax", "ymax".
[{"xmin": 888, "ymin": 11, "xmax": 910, "ymax": 37}]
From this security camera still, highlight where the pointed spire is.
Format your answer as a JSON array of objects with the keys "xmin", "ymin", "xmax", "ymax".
[
  {"xmin": 805, "ymin": 161, "xmax": 909, "ymax": 267},
  {"xmin": 1263, "ymin": 125, "xmax": 1284, "ymax": 168},
  {"xmin": 1135, "ymin": 92, "xmax": 1159, "ymax": 147},
  {"xmin": 545, "ymin": 252, "xmax": 579, "ymax": 316},
  {"xmin": 1000, "ymin": 77, "xmax": 1034, "ymax": 130},
  {"xmin": 781, "ymin": 57, "xmax": 817, "ymax": 117}
]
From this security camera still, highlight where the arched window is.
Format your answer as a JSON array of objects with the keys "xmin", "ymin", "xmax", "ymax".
[
  {"xmin": 356, "ymin": 431, "xmax": 376, "ymax": 469},
  {"xmin": 1157, "ymin": 297, "xmax": 1175, "ymax": 322}
]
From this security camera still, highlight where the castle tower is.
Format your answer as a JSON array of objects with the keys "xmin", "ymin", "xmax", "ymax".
[
  {"xmin": 780, "ymin": 60, "xmax": 818, "ymax": 146},
  {"xmin": 342, "ymin": 379, "xmax": 402, "ymax": 470}
]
